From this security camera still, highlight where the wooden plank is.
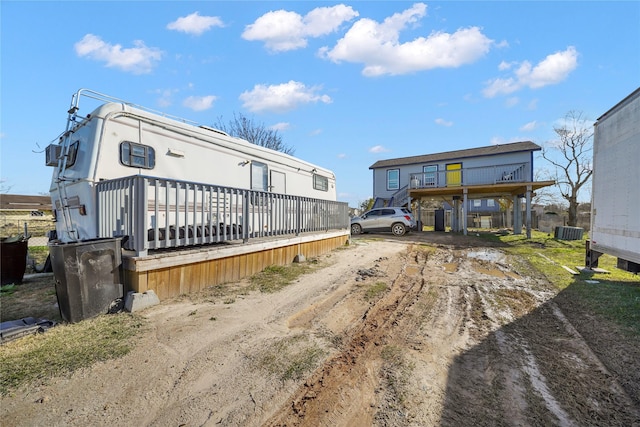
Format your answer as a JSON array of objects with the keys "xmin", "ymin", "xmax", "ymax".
[
  {"xmin": 238, "ymin": 253, "xmax": 247, "ymax": 279},
  {"xmin": 562, "ymin": 265, "xmax": 579, "ymax": 275},
  {"xmin": 150, "ymin": 268, "xmax": 171, "ymax": 300},
  {"xmin": 576, "ymin": 266, "xmax": 610, "ymax": 274},
  {"xmin": 184, "ymin": 262, "xmax": 196, "ymax": 295}
]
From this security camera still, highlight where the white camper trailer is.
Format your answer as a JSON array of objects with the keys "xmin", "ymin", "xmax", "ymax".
[{"xmin": 46, "ymin": 89, "xmax": 346, "ymax": 255}]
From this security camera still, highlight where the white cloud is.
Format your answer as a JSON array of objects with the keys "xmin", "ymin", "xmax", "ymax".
[
  {"xmin": 239, "ymin": 80, "xmax": 332, "ymax": 113},
  {"xmin": 483, "ymin": 46, "xmax": 578, "ymax": 97},
  {"xmin": 505, "ymin": 97, "xmax": 519, "ymax": 107},
  {"xmin": 491, "ymin": 135, "xmax": 524, "ymax": 145},
  {"xmin": 183, "ymin": 95, "xmax": 217, "ymax": 111},
  {"xmin": 337, "ymin": 153, "xmax": 347, "ymax": 159},
  {"xmin": 167, "ymin": 12, "xmax": 224, "ymax": 36},
  {"xmin": 269, "ymin": 122, "xmax": 291, "ymax": 131},
  {"xmin": 153, "ymin": 88, "xmax": 178, "ymax": 107},
  {"xmin": 520, "ymin": 120, "xmax": 538, "ymax": 132},
  {"xmin": 369, "ymin": 145, "xmax": 389, "ymax": 153},
  {"xmin": 74, "ymin": 34, "xmax": 163, "ymax": 74},
  {"xmin": 309, "ymin": 129, "xmax": 323, "ymax": 136},
  {"xmin": 498, "ymin": 60, "xmax": 513, "ymax": 71},
  {"xmin": 242, "ymin": 5, "xmax": 358, "ymax": 52},
  {"xmin": 320, "ymin": 3, "xmax": 493, "ymax": 76},
  {"xmin": 482, "ymin": 77, "xmax": 519, "ymax": 98},
  {"xmin": 435, "ymin": 118, "xmax": 453, "ymax": 127}
]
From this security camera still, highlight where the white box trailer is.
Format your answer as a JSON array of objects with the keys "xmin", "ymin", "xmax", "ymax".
[
  {"xmin": 587, "ymin": 87, "xmax": 640, "ymax": 272},
  {"xmin": 46, "ymin": 89, "xmax": 341, "ymax": 247}
]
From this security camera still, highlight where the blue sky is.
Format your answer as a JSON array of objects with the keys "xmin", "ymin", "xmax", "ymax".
[{"xmin": 1, "ymin": 1, "xmax": 638, "ymax": 207}]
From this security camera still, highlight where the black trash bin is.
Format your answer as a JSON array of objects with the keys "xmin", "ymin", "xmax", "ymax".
[
  {"xmin": 1, "ymin": 236, "xmax": 29, "ymax": 285},
  {"xmin": 434, "ymin": 209, "xmax": 445, "ymax": 232},
  {"xmin": 49, "ymin": 238, "xmax": 124, "ymax": 323}
]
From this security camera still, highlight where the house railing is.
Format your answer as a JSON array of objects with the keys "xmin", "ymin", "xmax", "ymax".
[
  {"xmin": 409, "ymin": 163, "xmax": 529, "ymax": 189},
  {"xmin": 96, "ymin": 175, "xmax": 350, "ymax": 256}
]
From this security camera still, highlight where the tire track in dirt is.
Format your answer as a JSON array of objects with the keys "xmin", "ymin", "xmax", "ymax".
[{"xmin": 264, "ymin": 246, "xmax": 428, "ymax": 426}]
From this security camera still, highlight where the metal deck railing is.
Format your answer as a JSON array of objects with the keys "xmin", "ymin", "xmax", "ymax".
[
  {"xmin": 409, "ymin": 163, "xmax": 529, "ymax": 189},
  {"xmin": 96, "ymin": 175, "xmax": 349, "ymax": 256}
]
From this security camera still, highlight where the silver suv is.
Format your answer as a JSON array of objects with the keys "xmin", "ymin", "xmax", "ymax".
[{"xmin": 350, "ymin": 207, "xmax": 416, "ymax": 236}]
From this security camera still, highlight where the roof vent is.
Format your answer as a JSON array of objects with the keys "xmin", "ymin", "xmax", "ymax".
[{"xmin": 199, "ymin": 125, "xmax": 228, "ymax": 136}]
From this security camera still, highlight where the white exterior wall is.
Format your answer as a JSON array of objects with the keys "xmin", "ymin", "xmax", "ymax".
[{"xmin": 590, "ymin": 89, "xmax": 640, "ymax": 264}]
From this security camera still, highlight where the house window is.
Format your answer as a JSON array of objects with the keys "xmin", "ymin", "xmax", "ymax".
[
  {"xmin": 251, "ymin": 161, "xmax": 268, "ymax": 191},
  {"xmin": 313, "ymin": 174, "xmax": 328, "ymax": 192},
  {"xmin": 473, "ymin": 199, "xmax": 482, "ymax": 207},
  {"xmin": 387, "ymin": 169, "xmax": 399, "ymax": 190},
  {"xmin": 120, "ymin": 141, "xmax": 155, "ymax": 169},
  {"xmin": 487, "ymin": 199, "xmax": 495, "ymax": 207},
  {"xmin": 423, "ymin": 165, "xmax": 437, "ymax": 187}
]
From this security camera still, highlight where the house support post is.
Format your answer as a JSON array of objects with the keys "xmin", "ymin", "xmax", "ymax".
[
  {"xmin": 451, "ymin": 196, "xmax": 459, "ymax": 232},
  {"xmin": 462, "ymin": 189, "xmax": 468, "ymax": 236},
  {"xmin": 513, "ymin": 194, "xmax": 523, "ymax": 235},
  {"xmin": 525, "ymin": 185, "xmax": 532, "ymax": 239}
]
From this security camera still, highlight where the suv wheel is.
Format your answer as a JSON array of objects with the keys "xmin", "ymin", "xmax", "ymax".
[
  {"xmin": 351, "ymin": 223, "xmax": 363, "ymax": 235},
  {"xmin": 391, "ymin": 223, "xmax": 406, "ymax": 236}
]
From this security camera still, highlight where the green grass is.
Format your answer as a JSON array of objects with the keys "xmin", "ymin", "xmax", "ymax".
[
  {"xmin": 27, "ymin": 246, "xmax": 50, "ymax": 264},
  {"xmin": 480, "ymin": 230, "xmax": 640, "ymax": 334},
  {"xmin": 0, "ymin": 314, "xmax": 145, "ymax": 394},
  {"xmin": 562, "ymin": 280, "xmax": 640, "ymax": 335},
  {"xmin": 250, "ymin": 261, "xmax": 318, "ymax": 293},
  {"xmin": 365, "ymin": 281, "xmax": 388, "ymax": 301}
]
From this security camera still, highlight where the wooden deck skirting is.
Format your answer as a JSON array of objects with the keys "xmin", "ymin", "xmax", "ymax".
[{"xmin": 122, "ymin": 230, "xmax": 350, "ymax": 300}]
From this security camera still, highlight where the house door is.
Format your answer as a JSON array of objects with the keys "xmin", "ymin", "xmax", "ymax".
[
  {"xmin": 270, "ymin": 170, "xmax": 286, "ymax": 194},
  {"xmin": 446, "ymin": 163, "xmax": 462, "ymax": 187}
]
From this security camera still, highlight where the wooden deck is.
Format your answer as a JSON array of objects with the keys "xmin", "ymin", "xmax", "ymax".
[{"xmin": 122, "ymin": 229, "xmax": 350, "ymax": 300}]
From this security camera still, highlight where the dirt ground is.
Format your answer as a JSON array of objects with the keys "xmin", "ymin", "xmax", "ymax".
[{"xmin": 2, "ymin": 233, "xmax": 640, "ymax": 426}]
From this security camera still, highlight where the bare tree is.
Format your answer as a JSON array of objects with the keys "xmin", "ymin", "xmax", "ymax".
[
  {"xmin": 541, "ymin": 111, "xmax": 593, "ymax": 226},
  {"xmin": 531, "ymin": 167, "xmax": 561, "ymax": 206},
  {"xmin": 359, "ymin": 198, "xmax": 374, "ymax": 212},
  {"xmin": 214, "ymin": 113, "xmax": 295, "ymax": 155},
  {"xmin": 0, "ymin": 179, "xmax": 13, "ymax": 194}
]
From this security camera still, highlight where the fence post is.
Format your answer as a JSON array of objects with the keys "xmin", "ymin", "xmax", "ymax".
[
  {"xmin": 296, "ymin": 198, "xmax": 301, "ymax": 236},
  {"xmin": 134, "ymin": 176, "xmax": 148, "ymax": 256},
  {"xmin": 243, "ymin": 191, "xmax": 249, "ymax": 243}
]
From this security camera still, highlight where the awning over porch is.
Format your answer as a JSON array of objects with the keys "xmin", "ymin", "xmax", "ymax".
[{"xmin": 408, "ymin": 180, "xmax": 556, "ymax": 199}]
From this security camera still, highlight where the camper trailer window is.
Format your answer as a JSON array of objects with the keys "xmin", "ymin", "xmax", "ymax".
[
  {"xmin": 313, "ymin": 174, "xmax": 328, "ymax": 192},
  {"xmin": 251, "ymin": 161, "xmax": 268, "ymax": 191},
  {"xmin": 65, "ymin": 141, "xmax": 79, "ymax": 168},
  {"xmin": 120, "ymin": 141, "xmax": 155, "ymax": 169}
]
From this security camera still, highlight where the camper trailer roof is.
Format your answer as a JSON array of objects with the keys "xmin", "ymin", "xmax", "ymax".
[{"xmin": 80, "ymin": 101, "xmax": 334, "ymax": 177}]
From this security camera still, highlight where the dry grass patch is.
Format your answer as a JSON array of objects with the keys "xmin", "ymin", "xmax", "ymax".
[
  {"xmin": 254, "ymin": 334, "xmax": 326, "ymax": 383},
  {"xmin": 0, "ymin": 314, "xmax": 145, "ymax": 395}
]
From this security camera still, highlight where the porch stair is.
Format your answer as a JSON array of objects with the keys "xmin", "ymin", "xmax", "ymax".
[{"xmin": 372, "ymin": 185, "xmax": 409, "ymax": 209}]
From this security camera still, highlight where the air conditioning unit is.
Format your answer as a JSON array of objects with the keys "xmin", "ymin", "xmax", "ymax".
[
  {"xmin": 554, "ymin": 226, "xmax": 584, "ymax": 241},
  {"xmin": 45, "ymin": 144, "xmax": 62, "ymax": 166}
]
